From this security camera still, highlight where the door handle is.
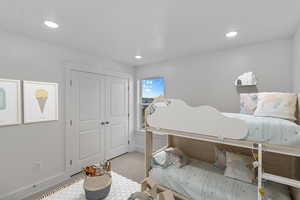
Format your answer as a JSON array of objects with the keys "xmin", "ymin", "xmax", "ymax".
[
  {"xmin": 105, "ymin": 121, "xmax": 110, "ymax": 125},
  {"xmin": 101, "ymin": 122, "xmax": 106, "ymax": 125}
]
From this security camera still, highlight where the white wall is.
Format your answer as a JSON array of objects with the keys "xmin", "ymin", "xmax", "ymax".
[
  {"xmin": 0, "ymin": 30, "xmax": 134, "ymax": 199},
  {"xmin": 293, "ymin": 26, "xmax": 300, "ymax": 92},
  {"xmin": 135, "ymin": 39, "xmax": 293, "ymax": 152},
  {"xmin": 136, "ymin": 39, "xmax": 293, "ymax": 112}
]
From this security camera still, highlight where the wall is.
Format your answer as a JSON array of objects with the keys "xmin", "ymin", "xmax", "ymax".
[
  {"xmin": 0, "ymin": 30, "xmax": 134, "ymax": 199},
  {"xmin": 135, "ymin": 39, "xmax": 293, "ymax": 152},
  {"xmin": 293, "ymin": 26, "xmax": 300, "ymax": 92},
  {"xmin": 136, "ymin": 39, "xmax": 293, "ymax": 111}
]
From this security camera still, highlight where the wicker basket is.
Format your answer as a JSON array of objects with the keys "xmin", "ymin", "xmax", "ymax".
[{"xmin": 84, "ymin": 173, "xmax": 112, "ymax": 200}]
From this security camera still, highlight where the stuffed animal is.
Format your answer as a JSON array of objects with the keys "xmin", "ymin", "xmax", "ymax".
[
  {"xmin": 83, "ymin": 161, "xmax": 112, "ymax": 177},
  {"xmin": 84, "ymin": 166, "xmax": 96, "ymax": 177}
]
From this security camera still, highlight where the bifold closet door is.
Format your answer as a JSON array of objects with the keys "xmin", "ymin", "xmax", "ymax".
[
  {"xmin": 105, "ymin": 76, "xmax": 129, "ymax": 159},
  {"xmin": 71, "ymin": 71, "xmax": 105, "ymax": 172}
]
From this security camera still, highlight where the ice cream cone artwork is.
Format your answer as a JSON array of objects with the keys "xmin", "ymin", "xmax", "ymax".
[{"xmin": 35, "ymin": 89, "xmax": 48, "ymax": 113}]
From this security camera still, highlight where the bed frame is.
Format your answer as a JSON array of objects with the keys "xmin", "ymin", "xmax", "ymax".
[{"xmin": 144, "ymin": 96, "xmax": 300, "ymax": 200}]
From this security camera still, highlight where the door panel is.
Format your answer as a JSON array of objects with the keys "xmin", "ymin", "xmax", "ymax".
[
  {"xmin": 111, "ymin": 83, "xmax": 126, "ymax": 116},
  {"xmin": 110, "ymin": 124, "xmax": 126, "ymax": 148},
  {"xmin": 79, "ymin": 76, "xmax": 98, "ymax": 120},
  {"xmin": 71, "ymin": 71, "xmax": 105, "ymax": 172},
  {"xmin": 105, "ymin": 76, "xmax": 129, "ymax": 159},
  {"xmin": 79, "ymin": 130, "xmax": 99, "ymax": 159}
]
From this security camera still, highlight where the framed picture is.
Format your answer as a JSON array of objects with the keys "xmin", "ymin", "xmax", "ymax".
[
  {"xmin": 0, "ymin": 79, "xmax": 22, "ymax": 126},
  {"xmin": 23, "ymin": 81, "xmax": 58, "ymax": 123}
]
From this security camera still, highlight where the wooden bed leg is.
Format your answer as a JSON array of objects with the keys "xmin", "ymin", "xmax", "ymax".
[
  {"xmin": 167, "ymin": 135, "xmax": 172, "ymax": 147},
  {"xmin": 258, "ymin": 143, "xmax": 263, "ymax": 200},
  {"xmin": 145, "ymin": 130, "xmax": 153, "ymax": 178}
]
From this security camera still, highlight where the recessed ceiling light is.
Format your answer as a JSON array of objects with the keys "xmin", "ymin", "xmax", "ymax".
[
  {"xmin": 135, "ymin": 55, "xmax": 142, "ymax": 59},
  {"xmin": 226, "ymin": 31, "xmax": 238, "ymax": 38},
  {"xmin": 44, "ymin": 20, "xmax": 59, "ymax": 29}
]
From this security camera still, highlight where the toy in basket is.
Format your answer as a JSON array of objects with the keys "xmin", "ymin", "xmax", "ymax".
[{"xmin": 83, "ymin": 161, "xmax": 112, "ymax": 200}]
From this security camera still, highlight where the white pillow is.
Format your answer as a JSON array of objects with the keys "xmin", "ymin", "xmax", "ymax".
[
  {"xmin": 254, "ymin": 92, "xmax": 297, "ymax": 121},
  {"xmin": 224, "ymin": 152, "xmax": 254, "ymax": 184},
  {"xmin": 153, "ymin": 151, "xmax": 169, "ymax": 168},
  {"xmin": 152, "ymin": 147, "xmax": 189, "ymax": 168}
]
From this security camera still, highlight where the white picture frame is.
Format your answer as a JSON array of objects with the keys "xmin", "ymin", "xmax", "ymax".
[
  {"xmin": 23, "ymin": 81, "xmax": 59, "ymax": 123},
  {"xmin": 0, "ymin": 79, "xmax": 22, "ymax": 126}
]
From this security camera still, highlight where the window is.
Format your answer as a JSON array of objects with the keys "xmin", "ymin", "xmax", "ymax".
[{"xmin": 138, "ymin": 77, "xmax": 165, "ymax": 129}]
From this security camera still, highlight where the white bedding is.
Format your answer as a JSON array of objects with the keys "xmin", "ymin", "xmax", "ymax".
[
  {"xmin": 223, "ymin": 113, "xmax": 300, "ymax": 146},
  {"xmin": 150, "ymin": 159, "xmax": 291, "ymax": 200}
]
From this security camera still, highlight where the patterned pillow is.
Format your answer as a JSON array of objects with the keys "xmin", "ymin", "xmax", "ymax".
[
  {"xmin": 240, "ymin": 93, "xmax": 258, "ymax": 115},
  {"xmin": 224, "ymin": 152, "xmax": 254, "ymax": 184},
  {"xmin": 254, "ymin": 92, "xmax": 297, "ymax": 121},
  {"xmin": 152, "ymin": 147, "xmax": 189, "ymax": 168},
  {"xmin": 165, "ymin": 147, "xmax": 190, "ymax": 168}
]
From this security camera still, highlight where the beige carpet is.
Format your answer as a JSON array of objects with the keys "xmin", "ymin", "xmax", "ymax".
[
  {"xmin": 110, "ymin": 151, "xmax": 145, "ymax": 183},
  {"xmin": 23, "ymin": 152, "xmax": 145, "ymax": 200}
]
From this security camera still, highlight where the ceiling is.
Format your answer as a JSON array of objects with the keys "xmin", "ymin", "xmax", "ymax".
[{"xmin": 0, "ymin": 0, "xmax": 300, "ymax": 65}]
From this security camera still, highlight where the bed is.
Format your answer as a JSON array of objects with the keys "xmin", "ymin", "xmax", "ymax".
[
  {"xmin": 222, "ymin": 113, "xmax": 300, "ymax": 146},
  {"xmin": 150, "ymin": 158, "xmax": 291, "ymax": 200},
  {"xmin": 143, "ymin": 94, "xmax": 300, "ymax": 200}
]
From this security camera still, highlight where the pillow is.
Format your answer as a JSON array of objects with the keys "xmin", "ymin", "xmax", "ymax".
[
  {"xmin": 165, "ymin": 147, "xmax": 190, "ymax": 168},
  {"xmin": 153, "ymin": 147, "xmax": 189, "ymax": 168},
  {"xmin": 224, "ymin": 152, "xmax": 254, "ymax": 184},
  {"xmin": 214, "ymin": 146, "xmax": 226, "ymax": 170},
  {"xmin": 254, "ymin": 92, "xmax": 297, "ymax": 121},
  {"xmin": 152, "ymin": 151, "xmax": 170, "ymax": 168},
  {"xmin": 240, "ymin": 93, "xmax": 258, "ymax": 115}
]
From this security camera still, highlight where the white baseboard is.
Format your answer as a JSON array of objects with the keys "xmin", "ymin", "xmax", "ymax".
[{"xmin": 0, "ymin": 172, "xmax": 69, "ymax": 200}]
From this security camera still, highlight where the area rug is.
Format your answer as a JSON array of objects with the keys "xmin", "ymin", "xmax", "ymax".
[{"xmin": 38, "ymin": 172, "xmax": 140, "ymax": 200}]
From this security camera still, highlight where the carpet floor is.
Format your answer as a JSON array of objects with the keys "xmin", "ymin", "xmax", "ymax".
[
  {"xmin": 110, "ymin": 151, "xmax": 145, "ymax": 183},
  {"xmin": 23, "ymin": 152, "xmax": 144, "ymax": 200}
]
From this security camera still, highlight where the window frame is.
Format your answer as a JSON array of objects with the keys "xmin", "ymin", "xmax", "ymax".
[{"xmin": 137, "ymin": 77, "xmax": 165, "ymax": 131}]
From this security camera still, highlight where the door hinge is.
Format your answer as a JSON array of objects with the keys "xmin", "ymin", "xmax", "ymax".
[
  {"xmin": 70, "ymin": 120, "xmax": 73, "ymax": 126},
  {"xmin": 70, "ymin": 160, "xmax": 73, "ymax": 166},
  {"xmin": 70, "ymin": 80, "xmax": 72, "ymax": 87},
  {"xmin": 128, "ymin": 140, "xmax": 130, "ymax": 145},
  {"xmin": 128, "ymin": 113, "xmax": 130, "ymax": 118}
]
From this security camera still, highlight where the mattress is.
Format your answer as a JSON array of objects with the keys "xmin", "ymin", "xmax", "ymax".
[
  {"xmin": 150, "ymin": 159, "xmax": 291, "ymax": 200},
  {"xmin": 223, "ymin": 113, "xmax": 300, "ymax": 146}
]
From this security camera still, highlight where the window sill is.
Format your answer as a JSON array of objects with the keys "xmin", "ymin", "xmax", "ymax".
[{"xmin": 136, "ymin": 129, "xmax": 146, "ymax": 135}]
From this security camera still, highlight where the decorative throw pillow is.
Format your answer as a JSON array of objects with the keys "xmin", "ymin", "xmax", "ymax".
[
  {"xmin": 214, "ymin": 146, "xmax": 226, "ymax": 170},
  {"xmin": 152, "ymin": 151, "xmax": 170, "ymax": 168},
  {"xmin": 152, "ymin": 147, "xmax": 189, "ymax": 168},
  {"xmin": 240, "ymin": 93, "xmax": 258, "ymax": 115},
  {"xmin": 254, "ymin": 92, "xmax": 297, "ymax": 121},
  {"xmin": 224, "ymin": 152, "xmax": 254, "ymax": 184},
  {"xmin": 165, "ymin": 147, "xmax": 190, "ymax": 168}
]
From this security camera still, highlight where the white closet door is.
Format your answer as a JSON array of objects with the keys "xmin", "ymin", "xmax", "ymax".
[
  {"xmin": 71, "ymin": 71, "xmax": 105, "ymax": 172},
  {"xmin": 105, "ymin": 76, "xmax": 129, "ymax": 159}
]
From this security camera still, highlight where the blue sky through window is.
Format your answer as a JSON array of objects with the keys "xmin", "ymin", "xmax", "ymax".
[{"xmin": 142, "ymin": 77, "xmax": 164, "ymax": 98}]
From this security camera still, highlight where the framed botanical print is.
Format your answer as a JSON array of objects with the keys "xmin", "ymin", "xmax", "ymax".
[
  {"xmin": 23, "ymin": 81, "xmax": 59, "ymax": 123},
  {"xmin": 0, "ymin": 79, "xmax": 22, "ymax": 126}
]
